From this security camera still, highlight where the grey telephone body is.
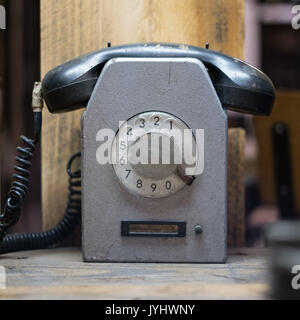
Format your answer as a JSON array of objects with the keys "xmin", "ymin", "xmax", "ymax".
[{"xmin": 82, "ymin": 57, "xmax": 227, "ymax": 263}]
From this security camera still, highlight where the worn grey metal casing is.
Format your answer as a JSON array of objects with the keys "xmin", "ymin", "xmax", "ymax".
[{"xmin": 82, "ymin": 57, "xmax": 227, "ymax": 263}]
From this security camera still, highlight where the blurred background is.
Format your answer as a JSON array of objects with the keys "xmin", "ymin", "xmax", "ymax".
[{"xmin": 0, "ymin": 0, "xmax": 299, "ymax": 245}]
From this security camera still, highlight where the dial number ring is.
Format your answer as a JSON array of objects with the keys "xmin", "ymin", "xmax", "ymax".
[{"xmin": 112, "ymin": 111, "xmax": 195, "ymax": 198}]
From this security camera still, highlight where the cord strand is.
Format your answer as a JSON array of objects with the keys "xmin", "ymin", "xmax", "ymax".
[{"xmin": 0, "ymin": 151, "xmax": 81, "ymax": 254}]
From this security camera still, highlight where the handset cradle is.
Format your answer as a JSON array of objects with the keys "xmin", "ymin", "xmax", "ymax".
[{"xmin": 42, "ymin": 43, "xmax": 275, "ymax": 116}]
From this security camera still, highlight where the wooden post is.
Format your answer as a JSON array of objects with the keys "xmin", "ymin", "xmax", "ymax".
[
  {"xmin": 227, "ymin": 128, "xmax": 245, "ymax": 247},
  {"xmin": 41, "ymin": 0, "xmax": 245, "ymax": 245}
]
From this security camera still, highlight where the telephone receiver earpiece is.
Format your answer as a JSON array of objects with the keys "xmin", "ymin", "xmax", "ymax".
[{"xmin": 42, "ymin": 43, "xmax": 275, "ymax": 115}]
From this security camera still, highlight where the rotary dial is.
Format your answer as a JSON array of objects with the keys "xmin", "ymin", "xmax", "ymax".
[{"xmin": 112, "ymin": 111, "xmax": 196, "ymax": 198}]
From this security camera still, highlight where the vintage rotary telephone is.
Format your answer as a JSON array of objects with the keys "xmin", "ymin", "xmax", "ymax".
[{"xmin": 0, "ymin": 43, "xmax": 275, "ymax": 262}]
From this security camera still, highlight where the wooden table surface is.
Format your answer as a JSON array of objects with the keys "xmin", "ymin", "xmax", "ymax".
[{"xmin": 0, "ymin": 247, "xmax": 271, "ymax": 300}]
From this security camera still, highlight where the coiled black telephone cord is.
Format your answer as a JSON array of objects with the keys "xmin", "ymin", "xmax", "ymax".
[{"xmin": 0, "ymin": 111, "xmax": 81, "ymax": 254}]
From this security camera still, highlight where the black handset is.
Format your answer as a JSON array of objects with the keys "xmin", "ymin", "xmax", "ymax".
[{"xmin": 42, "ymin": 43, "xmax": 275, "ymax": 115}]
